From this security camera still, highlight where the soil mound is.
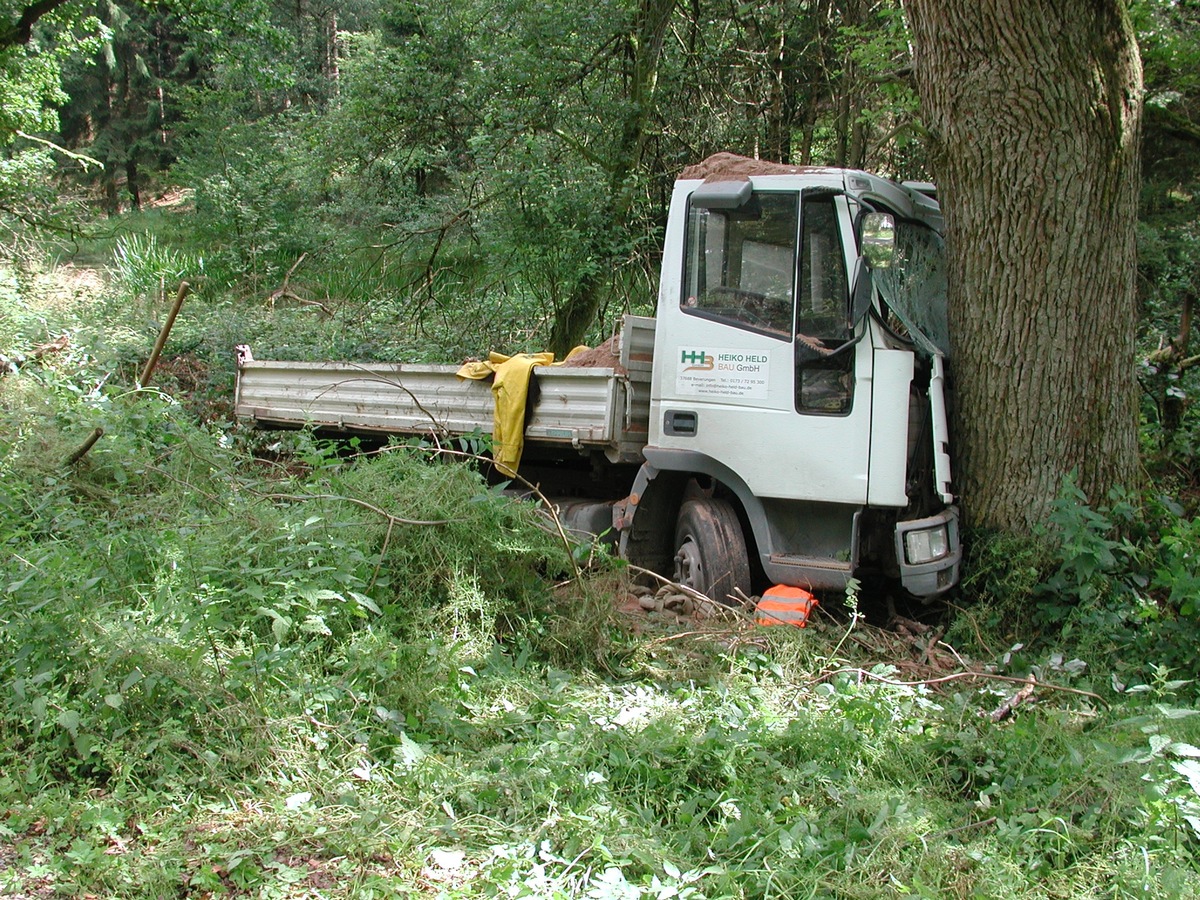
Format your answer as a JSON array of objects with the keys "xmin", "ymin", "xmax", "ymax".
[{"xmin": 561, "ymin": 336, "xmax": 624, "ymax": 373}]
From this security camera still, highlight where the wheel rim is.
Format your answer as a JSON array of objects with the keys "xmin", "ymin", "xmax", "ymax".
[{"xmin": 674, "ymin": 535, "xmax": 704, "ymax": 588}]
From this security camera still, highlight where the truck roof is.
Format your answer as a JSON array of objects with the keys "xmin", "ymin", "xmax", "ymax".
[{"xmin": 678, "ymin": 153, "xmax": 943, "ymax": 233}]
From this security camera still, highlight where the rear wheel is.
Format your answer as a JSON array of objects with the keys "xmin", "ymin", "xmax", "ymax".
[{"xmin": 673, "ymin": 498, "xmax": 752, "ymax": 603}]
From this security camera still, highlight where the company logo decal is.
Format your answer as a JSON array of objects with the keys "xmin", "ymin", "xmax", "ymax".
[{"xmin": 675, "ymin": 347, "xmax": 770, "ymax": 399}]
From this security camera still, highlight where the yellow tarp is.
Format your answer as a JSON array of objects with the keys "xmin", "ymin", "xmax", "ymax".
[{"xmin": 457, "ymin": 347, "xmax": 587, "ymax": 476}]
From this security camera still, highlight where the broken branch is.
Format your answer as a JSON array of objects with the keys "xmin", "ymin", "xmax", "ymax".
[
  {"xmin": 259, "ymin": 491, "xmax": 451, "ymax": 527},
  {"xmin": 989, "ymin": 673, "xmax": 1037, "ymax": 722},
  {"xmin": 65, "ymin": 427, "xmax": 104, "ymax": 466},
  {"xmin": 139, "ymin": 281, "xmax": 190, "ymax": 387},
  {"xmin": 807, "ymin": 667, "xmax": 1104, "ymax": 707}
]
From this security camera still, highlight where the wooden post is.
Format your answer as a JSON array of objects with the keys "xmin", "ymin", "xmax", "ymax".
[{"xmin": 139, "ymin": 281, "xmax": 190, "ymax": 387}]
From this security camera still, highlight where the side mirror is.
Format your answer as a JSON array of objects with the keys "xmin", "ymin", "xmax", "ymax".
[
  {"xmin": 861, "ymin": 212, "xmax": 896, "ymax": 269},
  {"xmin": 690, "ymin": 179, "xmax": 753, "ymax": 210}
]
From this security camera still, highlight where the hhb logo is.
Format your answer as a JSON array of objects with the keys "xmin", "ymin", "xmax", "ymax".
[{"xmin": 680, "ymin": 349, "xmax": 714, "ymax": 372}]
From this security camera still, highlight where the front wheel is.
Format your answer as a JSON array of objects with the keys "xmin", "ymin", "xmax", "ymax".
[{"xmin": 673, "ymin": 498, "xmax": 752, "ymax": 603}]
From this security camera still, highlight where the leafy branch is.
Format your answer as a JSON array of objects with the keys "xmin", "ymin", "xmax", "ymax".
[{"xmin": 0, "ymin": 0, "xmax": 75, "ymax": 48}]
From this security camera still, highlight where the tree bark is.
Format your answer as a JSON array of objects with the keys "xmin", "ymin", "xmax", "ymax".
[
  {"xmin": 905, "ymin": 0, "xmax": 1143, "ymax": 532},
  {"xmin": 126, "ymin": 154, "xmax": 141, "ymax": 210}
]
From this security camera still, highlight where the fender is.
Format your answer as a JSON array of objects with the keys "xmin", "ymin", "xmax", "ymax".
[{"xmin": 618, "ymin": 447, "xmax": 861, "ymax": 591}]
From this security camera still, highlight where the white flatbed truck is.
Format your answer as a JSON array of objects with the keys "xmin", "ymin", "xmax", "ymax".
[{"xmin": 235, "ymin": 154, "xmax": 961, "ymax": 600}]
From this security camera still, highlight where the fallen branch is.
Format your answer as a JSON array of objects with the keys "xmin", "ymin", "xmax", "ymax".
[
  {"xmin": 989, "ymin": 673, "xmax": 1037, "ymax": 722},
  {"xmin": 140, "ymin": 281, "xmax": 190, "ymax": 387},
  {"xmin": 307, "ymin": 369, "xmax": 450, "ymax": 440},
  {"xmin": 625, "ymin": 564, "xmax": 719, "ymax": 606},
  {"xmin": 936, "ymin": 640, "xmax": 971, "ymax": 670},
  {"xmin": 386, "ymin": 444, "xmax": 584, "ymax": 582},
  {"xmin": 623, "ymin": 564, "xmax": 751, "ymax": 622},
  {"xmin": 371, "ymin": 516, "xmax": 395, "ymax": 594},
  {"xmin": 260, "ymin": 490, "xmax": 452, "ymax": 594},
  {"xmin": 2, "ymin": 333, "xmax": 70, "ymax": 374},
  {"xmin": 293, "ymin": 298, "xmax": 335, "ymax": 317},
  {"xmin": 936, "ymin": 816, "xmax": 997, "ymax": 839},
  {"xmin": 266, "ymin": 254, "xmax": 333, "ymax": 316},
  {"xmin": 918, "ymin": 626, "xmax": 947, "ymax": 666},
  {"xmin": 266, "ymin": 441, "xmax": 585, "ymax": 582},
  {"xmin": 886, "ymin": 598, "xmax": 932, "ymax": 636},
  {"xmin": 642, "ymin": 626, "xmax": 758, "ymax": 649},
  {"xmin": 259, "ymin": 491, "xmax": 452, "ymax": 527},
  {"xmin": 807, "ymin": 667, "xmax": 1105, "ymax": 707},
  {"xmin": 30, "ymin": 333, "xmax": 70, "ymax": 361},
  {"xmin": 64, "ymin": 426, "xmax": 104, "ymax": 466}
]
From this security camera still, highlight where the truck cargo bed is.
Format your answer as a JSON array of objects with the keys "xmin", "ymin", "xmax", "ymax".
[{"xmin": 234, "ymin": 316, "xmax": 655, "ymax": 464}]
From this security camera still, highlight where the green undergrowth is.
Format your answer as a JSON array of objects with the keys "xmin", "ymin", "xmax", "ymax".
[
  {"xmin": 952, "ymin": 475, "xmax": 1200, "ymax": 693},
  {"xmin": 50, "ymin": 207, "xmax": 576, "ymax": 370},
  {"xmin": 2, "ymin": 260, "xmax": 1200, "ymax": 897}
]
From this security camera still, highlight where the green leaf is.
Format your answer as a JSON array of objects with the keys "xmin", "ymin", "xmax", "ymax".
[
  {"xmin": 301, "ymin": 614, "xmax": 332, "ymax": 636},
  {"xmin": 6, "ymin": 573, "xmax": 34, "ymax": 593},
  {"xmin": 349, "ymin": 591, "xmax": 381, "ymax": 615},
  {"xmin": 121, "ymin": 670, "xmax": 144, "ymax": 691},
  {"xmin": 1156, "ymin": 705, "xmax": 1200, "ymax": 719},
  {"xmin": 257, "ymin": 606, "xmax": 292, "ymax": 642},
  {"xmin": 57, "ymin": 709, "xmax": 80, "ymax": 736},
  {"xmin": 394, "ymin": 732, "xmax": 428, "ymax": 770},
  {"xmin": 1172, "ymin": 759, "xmax": 1200, "ymax": 796},
  {"xmin": 284, "ymin": 792, "xmax": 312, "ymax": 810}
]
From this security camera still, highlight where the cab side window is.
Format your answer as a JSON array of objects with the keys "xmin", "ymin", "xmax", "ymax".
[
  {"xmin": 681, "ymin": 192, "xmax": 797, "ymax": 339},
  {"xmin": 796, "ymin": 195, "xmax": 849, "ymax": 342},
  {"xmin": 795, "ymin": 194, "xmax": 853, "ymax": 414}
]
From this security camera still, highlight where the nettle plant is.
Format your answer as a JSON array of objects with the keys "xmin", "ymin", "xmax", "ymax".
[{"xmin": 1029, "ymin": 475, "xmax": 1200, "ymax": 684}]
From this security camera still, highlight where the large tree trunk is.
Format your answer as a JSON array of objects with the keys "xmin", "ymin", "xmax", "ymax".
[{"xmin": 905, "ymin": 0, "xmax": 1143, "ymax": 532}]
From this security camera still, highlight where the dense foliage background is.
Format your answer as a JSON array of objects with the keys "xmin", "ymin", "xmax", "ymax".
[{"xmin": 2, "ymin": 0, "xmax": 1200, "ymax": 895}]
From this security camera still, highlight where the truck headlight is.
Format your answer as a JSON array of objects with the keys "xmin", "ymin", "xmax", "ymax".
[{"xmin": 904, "ymin": 525, "xmax": 949, "ymax": 564}]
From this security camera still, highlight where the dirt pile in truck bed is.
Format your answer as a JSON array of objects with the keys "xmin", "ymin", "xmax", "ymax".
[
  {"xmin": 680, "ymin": 152, "xmax": 825, "ymax": 182},
  {"xmin": 560, "ymin": 335, "xmax": 625, "ymax": 373}
]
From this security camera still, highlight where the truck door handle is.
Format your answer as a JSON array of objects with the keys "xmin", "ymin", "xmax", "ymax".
[{"xmin": 664, "ymin": 410, "xmax": 698, "ymax": 436}]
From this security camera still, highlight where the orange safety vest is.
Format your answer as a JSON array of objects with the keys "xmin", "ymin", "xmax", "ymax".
[{"xmin": 755, "ymin": 585, "xmax": 818, "ymax": 628}]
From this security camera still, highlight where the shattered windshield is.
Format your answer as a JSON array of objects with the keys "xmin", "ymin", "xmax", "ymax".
[{"xmin": 873, "ymin": 220, "xmax": 949, "ymax": 358}]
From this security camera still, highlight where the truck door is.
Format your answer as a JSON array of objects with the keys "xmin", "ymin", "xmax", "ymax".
[{"xmin": 652, "ymin": 185, "xmax": 873, "ymax": 507}]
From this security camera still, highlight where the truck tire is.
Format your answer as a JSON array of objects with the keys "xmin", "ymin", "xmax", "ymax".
[{"xmin": 673, "ymin": 498, "xmax": 752, "ymax": 604}]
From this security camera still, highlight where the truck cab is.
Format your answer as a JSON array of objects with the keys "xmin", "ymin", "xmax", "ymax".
[{"xmin": 618, "ymin": 155, "xmax": 960, "ymax": 600}]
